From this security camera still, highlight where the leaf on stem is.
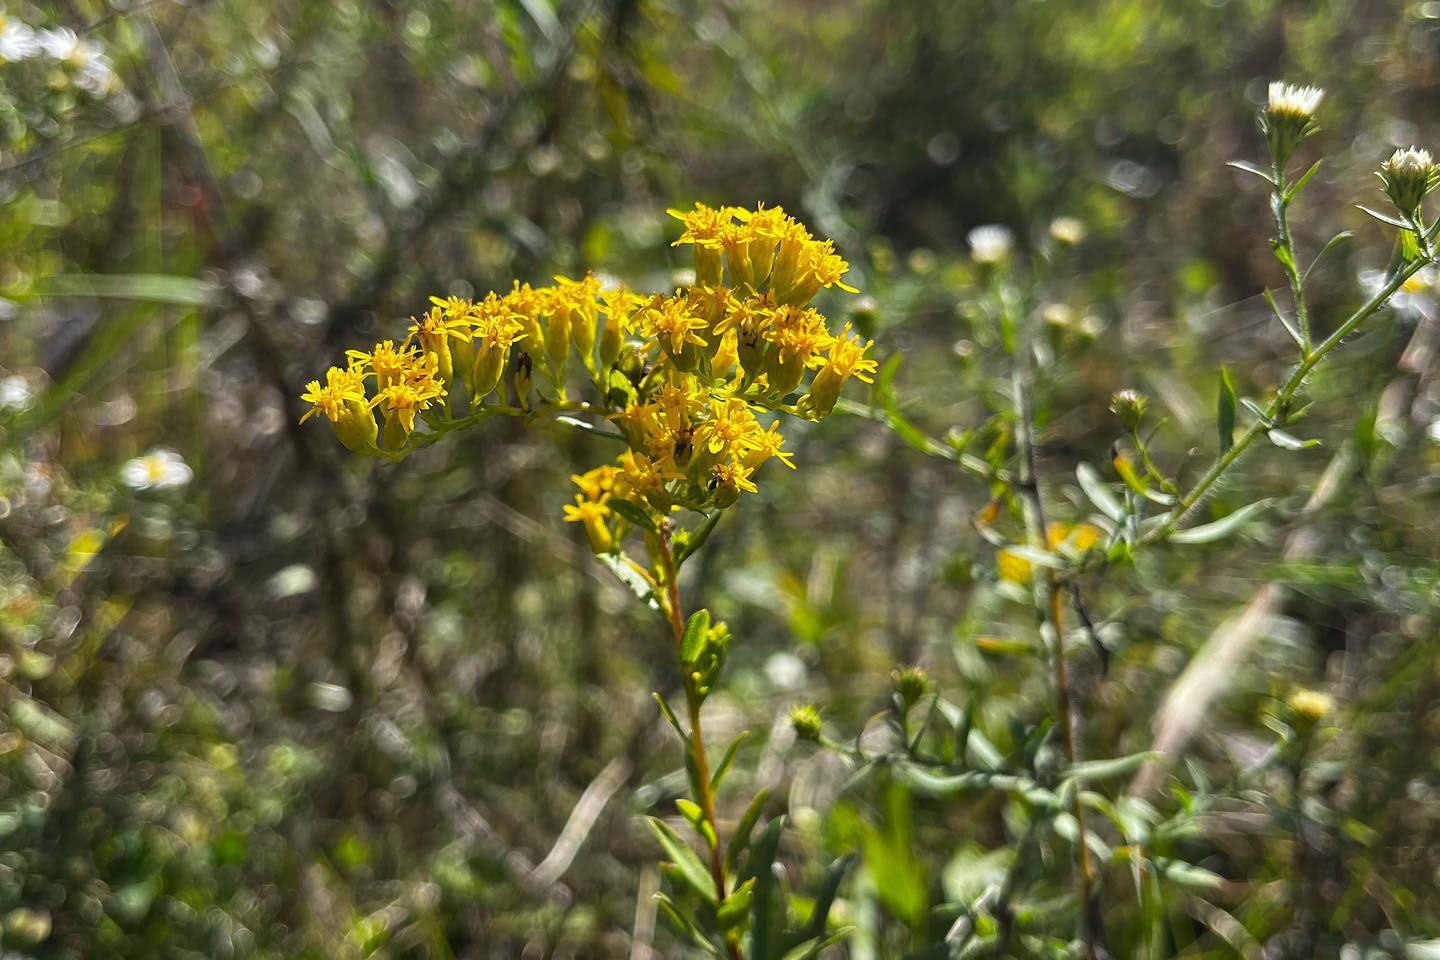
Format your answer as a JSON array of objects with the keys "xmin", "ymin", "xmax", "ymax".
[
  {"xmin": 1168, "ymin": 499, "xmax": 1272, "ymax": 544},
  {"xmin": 646, "ymin": 817, "xmax": 717, "ymax": 903},
  {"xmin": 609, "ymin": 498, "xmax": 657, "ymax": 532},
  {"xmin": 1303, "ymin": 230, "xmax": 1353, "ymax": 285},
  {"xmin": 1267, "ymin": 428, "xmax": 1320, "ymax": 450},
  {"xmin": 1261, "ymin": 288, "xmax": 1306, "ymax": 350},
  {"xmin": 1284, "ymin": 158, "xmax": 1323, "ymax": 202},
  {"xmin": 681, "ymin": 609, "xmax": 711, "ymax": 666},
  {"xmin": 1216, "ymin": 368, "xmax": 1236, "ymax": 455},
  {"xmin": 1355, "ymin": 204, "xmax": 1414, "ymax": 230},
  {"xmin": 1225, "ymin": 159, "xmax": 1277, "ymax": 186},
  {"xmin": 1077, "ymin": 462, "xmax": 1125, "ymax": 522},
  {"xmin": 709, "ymin": 730, "xmax": 750, "ymax": 792}
]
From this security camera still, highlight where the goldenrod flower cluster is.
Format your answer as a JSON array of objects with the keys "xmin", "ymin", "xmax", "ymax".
[{"xmin": 300, "ymin": 202, "xmax": 875, "ymax": 551}]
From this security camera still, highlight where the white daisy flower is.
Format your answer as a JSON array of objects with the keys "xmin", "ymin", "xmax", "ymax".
[
  {"xmin": 1266, "ymin": 81, "xmax": 1325, "ymax": 121},
  {"xmin": 120, "ymin": 448, "xmax": 193, "ymax": 491},
  {"xmin": 967, "ymin": 225, "xmax": 1014, "ymax": 265},
  {"xmin": 0, "ymin": 14, "xmax": 39, "ymax": 62}
]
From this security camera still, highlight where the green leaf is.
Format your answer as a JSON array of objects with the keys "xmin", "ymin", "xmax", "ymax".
[
  {"xmin": 724, "ymin": 788, "xmax": 771, "ymax": 875},
  {"xmin": 779, "ymin": 931, "xmax": 852, "ymax": 960},
  {"xmin": 654, "ymin": 893, "xmax": 724, "ymax": 956},
  {"xmin": 1168, "ymin": 499, "xmax": 1272, "ymax": 544},
  {"xmin": 597, "ymin": 552, "xmax": 662, "ymax": 612},
  {"xmin": 745, "ymin": 816, "xmax": 787, "ymax": 960},
  {"xmin": 1225, "ymin": 159, "xmax": 1276, "ymax": 186},
  {"xmin": 674, "ymin": 510, "xmax": 723, "ymax": 566},
  {"xmin": 1216, "ymin": 368, "xmax": 1236, "ymax": 455},
  {"xmin": 1356, "ymin": 204, "xmax": 1413, "ymax": 229},
  {"xmin": 1285, "ymin": 158, "xmax": 1323, "ymax": 202},
  {"xmin": 1239, "ymin": 397, "xmax": 1271, "ymax": 425},
  {"xmin": 1156, "ymin": 858, "xmax": 1226, "ymax": 891},
  {"xmin": 1303, "ymin": 230, "xmax": 1353, "ymax": 285},
  {"xmin": 608, "ymin": 498, "xmax": 657, "ymax": 532},
  {"xmin": 783, "ymin": 855, "xmax": 854, "ymax": 951},
  {"xmin": 646, "ymin": 817, "xmax": 717, "ymax": 903},
  {"xmin": 873, "ymin": 355, "xmax": 954, "ymax": 461},
  {"xmin": 709, "ymin": 730, "xmax": 750, "ymax": 792},
  {"xmin": 653, "ymin": 692, "xmax": 686, "ymax": 741},
  {"xmin": 38, "ymin": 272, "xmax": 215, "ymax": 305},
  {"xmin": 681, "ymin": 609, "xmax": 711, "ymax": 666},
  {"xmin": 716, "ymin": 877, "xmax": 755, "ymax": 933},
  {"xmin": 551, "ymin": 415, "xmax": 627, "ymax": 442},
  {"xmin": 1060, "ymin": 751, "xmax": 1158, "ymax": 786},
  {"xmin": 1261, "ymin": 287, "xmax": 1305, "ymax": 350},
  {"xmin": 1076, "ymin": 462, "xmax": 1124, "ymax": 522},
  {"xmin": 1267, "ymin": 428, "xmax": 1320, "ymax": 450}
]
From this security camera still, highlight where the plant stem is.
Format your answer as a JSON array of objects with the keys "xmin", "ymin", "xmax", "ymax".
[
  {"xmin": 1143, "ymin": 254, "xmax": 1430, "ymax": 544},
  {"xmin": 1012, "ymin": 358, "xmax": 1099, "ymax": 960},
  {"xmin": 656, "ymin": 525, "xmax": 739, "ymax": 960},
  {"xmin": 1272, "ymin": 161, "xmax": 1312, "ymax": 353}
]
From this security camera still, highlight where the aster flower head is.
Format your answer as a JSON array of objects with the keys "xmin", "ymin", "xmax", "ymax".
[
  {"xmin": 967, "ymin": 225, "xmax": 1013, "ymax": 265},
  {"xmin": 1261, "ymin": 81, "xmax": 1324, "ymax": 166},
  {"xmin": 1377, "ymin": 146, "xmax": 1439, "ymax": 215},
  {"xmin": 120, "ymin": 449, "xmax": 193, "ymax": 491}
]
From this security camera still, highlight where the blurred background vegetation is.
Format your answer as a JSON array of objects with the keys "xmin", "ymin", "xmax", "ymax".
[{"xmin": 2, "ymin": 0, "xmax": 1439, "ymax": 957}]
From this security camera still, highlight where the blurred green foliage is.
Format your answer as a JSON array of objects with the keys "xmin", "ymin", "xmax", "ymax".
[{"xmin": 2, "ymin": 0, "xmax": 1440, "ymax": 957}]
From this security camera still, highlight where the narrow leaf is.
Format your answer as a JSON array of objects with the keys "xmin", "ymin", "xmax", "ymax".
[
  {"xmin": 1216, "ymin": 368, "xmax": 1236, "ymax": 455},
  {"xmin": 1285, "ymin": 158, "xmax": 1323, "ymax": 201},
  {"xmin": 646, "ymin": 817, "xmax": 717, "ymax": 903},
  {"xmin": 680, "ymin": 609, "xmax": 711, "ymax": 666},
  {"xmin": 724, "ymin": 788, "xmax": 771, "ymax": 874},
  {"xmin": 608, "ymin": 498, "xmax": 657, "ymax": 532},
  {"xmin": 1356, "ymin": 204, "xmax": 1413, "ymax": 229},
  {"xmin": 1076, "ymin": 462, "xmax": 1124, "ymax": 522},
  {"xmin": 1268, "ymin": 429, "xmax": 1320, "ymax": 450},
  {"xmin": 710, "ymin": 730, "xmax": 750, "ymax": 792},
  {"xmin": 1303, "ymin": 230, "xmax": 1354, "ymax": 285},
  {"xmin": 653, "ymin": 692, "xmax": 686, "ymax": 741},
  {"xmin": 598, "ymin": 553, "xmax": 661, "ymax": 612},
  {"xmin": 1061, "ymin": 751, "xmax": 1158, "ymax": 785},
  {"xmin": 1225, "ymin": 159, "xmax": 1276, "ymax": 186},
  {"xmin": 1261, "ymin": 287, "xmax": 1305, "ymax": 350},
  {"xmin": 1168, "ymin": 499, "xmax": 1272, "ymax": 544},
  {"xmin": 39, "ymin": 272, "xmax": 215, "ymax": 305}
]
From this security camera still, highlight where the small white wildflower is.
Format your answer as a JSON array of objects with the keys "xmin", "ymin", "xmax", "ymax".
[
  {"xmin": 120, "ymin": 448, "xmax": 193, "ymax": 491},
  {"xmin": 37, "ymin": 26, "xmax": 114, "ymax": 96},
  {"xmin": 0, "ymin": 375, "xmax": 32, "ymax": 411},
  {"xmin": 0, "ymin": 15, "xmax": 39, "ymax": 62},
  {"xmin": 1261, "ymin": 81, "xmax": 1325, "ymax": 163},
  {"xmin": 967, "ymin": 224, "xmax": 1013, "ymax": 265},
  {"xmin": 1378, "ymin": 146, "xmax": 1438, "ymax": 213},
  {"xmin": 1049, "ymin": 216, "xmax": 1086, "ymax": 246},
  {"xmin": 1266, "ymin": 81, "xmax": 1324, "ymax": 121}
]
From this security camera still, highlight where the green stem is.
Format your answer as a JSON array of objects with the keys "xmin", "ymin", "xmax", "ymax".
[
  {"xmin": 1272, "ymin": 161, "xmax": 1312, "ymax": 354},
  {"xmin": 1144, "ymin": 255, "xmax": 1430, "ymax": 544},
  {"xmin": 656, "ymin": 526, "xmax": 740, "ymax": 960}
]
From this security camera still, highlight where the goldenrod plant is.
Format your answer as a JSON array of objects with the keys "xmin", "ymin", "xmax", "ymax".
[{"xmin": 302, "ymin": 203, "xmax": 867, "ymax": 958}]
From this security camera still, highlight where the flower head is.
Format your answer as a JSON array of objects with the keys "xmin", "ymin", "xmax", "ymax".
[
  {"xmin": 1378, "ymin": 146, "xmax": 1439, "ymax": 215},
  {"xmin": 120, "ymin": 449, "xmax": 193, "ymax": 491},
  {"xmin": 1261, "ymin": 81, "xmax": 1324, "ymax": 165},
  {"xmin": 967, "ymin": 225, "xmax": 1013, "ymax": 265}
]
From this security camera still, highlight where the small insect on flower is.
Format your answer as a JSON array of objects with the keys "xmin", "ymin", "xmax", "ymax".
[
  {"xmin": 1377, "ymin": 146, "xmax": 1439, "ymax": 215},
  {"xmin": 967, "ymin": 225, "xmax": 1014, "ymax": 265},
  {"xmin": 1260, "ymin": 81, "xmax": 1324, "ymax": 166},
  {"xmin": 120, "ymin": 449, "xmax": 193, "ymax": 491}
]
